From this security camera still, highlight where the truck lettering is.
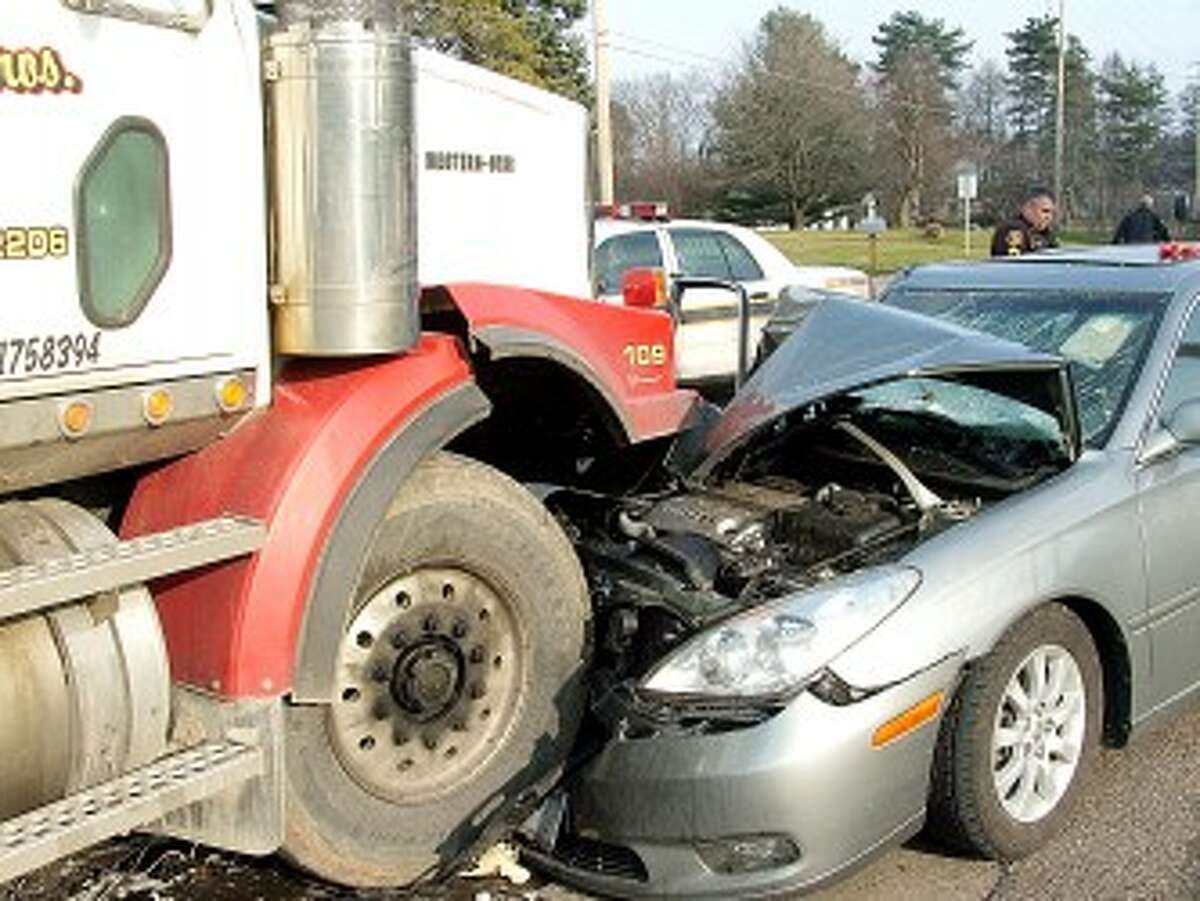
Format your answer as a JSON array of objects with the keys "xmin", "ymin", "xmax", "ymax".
[
  {"xmin": 622, "ymin": 342, "xmax": 667, "ymax": 368},
  {"xmin": 0, "ymin": 47, "xmax": 83, "ymax": 94},
  {"xmin": 0, "ymin": 226, "xmax": 69, "ymax": 260},
  {"xmin": 0, "ymin": 331, "xmax": 99, "ymax": 376},
  {"xmin": 425, "ymin": 150, "xmax": 515, "ymax": 174}
]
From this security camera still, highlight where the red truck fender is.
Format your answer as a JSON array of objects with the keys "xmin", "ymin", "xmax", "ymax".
[
  {"xmin": 438, "ymin": 283, "xmax": 697, "ymax": 443},
  {"xmin": 121, "ymin": 335, "xmax": 488, "ymax": 700}
]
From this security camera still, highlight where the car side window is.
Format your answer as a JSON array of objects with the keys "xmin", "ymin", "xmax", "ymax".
[
  {"xmin": 1157, "ymin": 302, "xmax": 1200, "ymax": 419},
  {"xmin": 594, "ymin": 231, "xmax": 663, "ymax": 296},
  {"xmin": 716, "ymin": 233, "xmax": 765, "ymax": 281},
  {"xmin": 669, "ymin": 228, "xmax": 733, "ymax": 280}
]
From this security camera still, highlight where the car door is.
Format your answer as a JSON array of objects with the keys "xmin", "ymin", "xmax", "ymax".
[
  {"xmin": 667, "ymin": 227, "xmax": 775, "ymax": 384},
  {"xmin": 1138, "ymin": 298, "xmax": 1200, "ymax": 709}
]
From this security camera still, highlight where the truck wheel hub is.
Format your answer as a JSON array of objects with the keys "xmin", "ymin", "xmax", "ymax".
[
  {"xmin": 329, "ymin": 566, "xmax": 523, "ymax": 803},
  {"xmin": 392, "ymin": 639, "xmax": 463, "ymax": 720}
]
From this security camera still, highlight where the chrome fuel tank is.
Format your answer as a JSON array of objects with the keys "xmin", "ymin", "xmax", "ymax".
[{"xmin": 266, "ymin": 2, "xmax": 418, "ymax": 356}]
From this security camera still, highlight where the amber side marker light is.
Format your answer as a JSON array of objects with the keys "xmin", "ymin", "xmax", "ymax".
[
  {"xmin": 58, "ymin": 399, "xmax": 94, "ymax": 440},
  {"xmin": 871, "ymin": 690, "xmax": 944, "ymax": 749},
  {"xmin": 215, "ymin": 376, "xmax": 248, "ymax": 413},
  {"xmin": 142, "ymin": 388, "xmax": 174, "ymax": 426}
]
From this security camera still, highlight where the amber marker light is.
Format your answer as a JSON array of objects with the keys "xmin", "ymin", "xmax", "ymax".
[
  {"xmin": 142, "ymin": 388, "xmax": 174, "ymax": 426},
  {"xmin": 871, "ymin": 690, "xmax": 944, "ymax": 749},
  {"xmin": 58, "ymin": 399, "xmax": 94, "ymax": 440},
  {"xmin": 215, "ymin": 376, "xmax": 248, "ymax": 413}
]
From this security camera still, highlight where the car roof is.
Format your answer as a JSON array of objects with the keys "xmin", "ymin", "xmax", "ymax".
[
  {"xmin": 594, "ymin": 218, "xmax": 753, "ymax": 240},
  {"xmin": 892, "ymin": 245, "xmax": 1200, "ymax": 297}
]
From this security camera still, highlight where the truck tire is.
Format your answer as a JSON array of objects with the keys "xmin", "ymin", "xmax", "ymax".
[{"xmin": 281, "ymin": 452, "xmax": 590, "ymax": 888}]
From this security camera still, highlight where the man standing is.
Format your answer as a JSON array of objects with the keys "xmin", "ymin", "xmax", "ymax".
[
  {"xmin": 991, "ymin": 188, "xmax": 1059, "ymax": 257},
  {"xmin": 1113, "ymin": 195, "xmax": 1170, "ymax": 244}
]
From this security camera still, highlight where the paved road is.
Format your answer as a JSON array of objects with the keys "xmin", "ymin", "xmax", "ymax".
[
  {"xmin": 819, "ymin": 705, "xmax": 1200, "ymax": 900},
  {"xmin": 10, "ymin": 704, "xmax": 1200, "ymax": 900}
]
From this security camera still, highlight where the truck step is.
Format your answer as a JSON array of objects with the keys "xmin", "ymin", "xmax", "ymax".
[
  {"xmin": 0, "ymin": 740, "xmax": 262, "ymax": 884},
  {"xmin": 0, "ymin": 515, "xmax": 266, "ymax": 622}
]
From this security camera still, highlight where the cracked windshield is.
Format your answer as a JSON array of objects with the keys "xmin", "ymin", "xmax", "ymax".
[{"xmin": 885, "ymin": 290, "xmax": 1166, "ymax": 445}]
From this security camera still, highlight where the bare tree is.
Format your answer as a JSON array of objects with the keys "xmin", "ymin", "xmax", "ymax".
[
  {"xmin": 611, "ymin": 72, "xmax": 713, "ymax": 215},
  {"xmin": 873, "ymin": 48, "xmax": 961, "ymax": 226},
  {"xmin": 709, "ymin": 10, "xmax": 870, "ymax": 228},
  {"xmin": 959, "ymin": 60, "xmax": 1010, "ymax": 223}
]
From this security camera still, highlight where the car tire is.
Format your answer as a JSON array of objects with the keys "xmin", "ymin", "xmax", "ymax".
[
  {"xmin": 281, "ymin": 452, "xmax": 591, "ymax": 887},
  {"xmin": 927, "ymin": 603, "xmax": 1103, "ymax": 860}
]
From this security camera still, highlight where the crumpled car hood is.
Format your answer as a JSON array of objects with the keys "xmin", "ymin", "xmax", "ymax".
[{"xmin": 678, "ymin": 297, "xmax": 1080, "ymax": 479}]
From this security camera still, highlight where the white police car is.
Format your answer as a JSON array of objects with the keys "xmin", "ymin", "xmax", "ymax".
[{"xmin": 594, "ymin": 210, "xmax": 869, "ymax": 391}]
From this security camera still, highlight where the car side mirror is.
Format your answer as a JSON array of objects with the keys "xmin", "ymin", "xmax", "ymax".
[
  {"xmin": 671, "ymin": 276, "xmax": 751, "ymax": 391},
  {"xmin": 1167, "ymin": 399, "xmax": 1200, "ymax": 443},
  {"xmin": 1141, "ymin": 398, "xmax": 1200, "ymax": 465}
]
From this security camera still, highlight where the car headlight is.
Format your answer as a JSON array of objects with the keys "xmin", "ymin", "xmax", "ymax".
[{"xmin": 640, "ymin": 566, "xmax": 921, "ymax": 699}]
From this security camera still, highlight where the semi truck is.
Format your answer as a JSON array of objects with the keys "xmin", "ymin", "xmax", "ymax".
[{"xmin": 0, "ymin": 0, "xmax": 695, "ymax": 889}]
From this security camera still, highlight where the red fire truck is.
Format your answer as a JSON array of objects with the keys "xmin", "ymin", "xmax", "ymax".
[{"xmin": 0, "ymin": 0, "xmax": 694, "ymax": 888}]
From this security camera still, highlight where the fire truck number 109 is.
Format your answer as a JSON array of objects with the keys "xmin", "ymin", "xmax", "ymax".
[
  {"xmin": 622, "ymin": 343, "xmax": 667, "ymax": 367},
  {"xmin": 0, "ymin": 226, "xmax": 70, "ymax": 260}
]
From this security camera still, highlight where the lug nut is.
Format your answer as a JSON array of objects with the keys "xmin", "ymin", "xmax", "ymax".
[
  {"xmin": 424, "ymin": 736, "xmax": 437, "ymax": 751},
  {"xmin": 452, "ymin": 620, "xmax": 468, "ymax": 638},
  {"xmin": 424, "ymin": 614, "xmax": 439, "ymax": 633},
  {"xmin": 469, "ymin": 646, "xmax": 485, "ymax": 664},
  {"xmin": 391, "ymin": 630, "xmax": 407, "ymax": 649},
  {"xmin": 469, "ymin": 683, "xmax": 486, "ymax": 700}
]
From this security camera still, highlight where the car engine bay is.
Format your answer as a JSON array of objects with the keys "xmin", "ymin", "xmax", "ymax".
[{"xmin": 548, "ymin": 396, "xmax": 1070, "ymax": 732}]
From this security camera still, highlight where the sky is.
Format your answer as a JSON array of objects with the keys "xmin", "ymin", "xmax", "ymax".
[{"xmin": 592, "ymin": 0, "xmax": 1197, "ymax": 100}]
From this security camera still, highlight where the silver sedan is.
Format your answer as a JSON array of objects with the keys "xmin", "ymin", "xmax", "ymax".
[{"xmin": 524, "ymin": 246, "xmax": 1200, "ymax": 897}]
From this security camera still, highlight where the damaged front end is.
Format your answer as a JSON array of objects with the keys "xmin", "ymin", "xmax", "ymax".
[
  {"xmin": 521, "ymin": 300, "xmax": 1080, "ymax": 896},
  {"xmin": 555, "ymin": 299, "xmax": 1077, "ymax": 734}
]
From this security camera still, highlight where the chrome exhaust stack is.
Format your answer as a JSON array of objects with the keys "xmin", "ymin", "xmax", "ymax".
[{"xmin": 266, "ymin": 1, "xmax": 419, "ymax": 356}]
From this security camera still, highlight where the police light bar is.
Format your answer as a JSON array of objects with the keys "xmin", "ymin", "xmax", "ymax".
[
  {"xmin": 1159, "ymin": 242, "xmax": 1200, "ymax": 262},
  {"xmin": 595, "ymin": 201, "xmax": 670, "ymax": 222}
]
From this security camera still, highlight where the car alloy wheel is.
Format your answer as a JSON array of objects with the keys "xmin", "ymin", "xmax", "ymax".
[{"xmin": 990, "ymin": 644, "xmax": 1086, "ymax": 823}]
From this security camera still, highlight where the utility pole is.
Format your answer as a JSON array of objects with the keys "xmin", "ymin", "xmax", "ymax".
[
  {"xmin": 593, "ymin": 0, "xmax": 614, "ymax": 206},
  {"xmin": 1194, "ymin": 74, "xmax": 1199, "ymax": 235},
  {"xmin": 1053, "ymin": 0, "xmax": 1067, "ymax": 221}
]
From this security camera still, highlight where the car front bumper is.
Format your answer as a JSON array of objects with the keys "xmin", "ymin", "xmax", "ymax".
[{"xmin": 524, "ymin": 653, "xmax": 963, "ymax": 898}]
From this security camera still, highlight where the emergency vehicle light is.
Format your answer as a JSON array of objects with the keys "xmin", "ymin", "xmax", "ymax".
[
  {"xmin": 1159, "ymin": 242, "xmax": 1200, "ymax": 262},
  {"xmin": 595, "ymin": 201, "xmax": 670, "ymax": 222}
]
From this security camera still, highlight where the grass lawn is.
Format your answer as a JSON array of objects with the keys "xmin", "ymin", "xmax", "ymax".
[{"xmin": 763, "ymin": 227, "xmax": 1110, "ymax": 274}]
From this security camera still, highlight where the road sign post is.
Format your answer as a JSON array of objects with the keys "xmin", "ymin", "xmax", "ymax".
[{"xmin": 957, "ymin": 170, "xmax": 978, "ymax": 257}]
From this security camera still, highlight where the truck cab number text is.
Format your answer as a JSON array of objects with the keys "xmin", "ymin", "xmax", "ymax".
[
  {"xmin": 622, "ymin": 343, "xmax": 667, "ymax": 367},
  {"xmin": 0, "ymin": 226, "xmax": 69, "ymax": 260},
  {"xmin": 0, "ymin": 333, "xmax": 100, "ymax": 376}
]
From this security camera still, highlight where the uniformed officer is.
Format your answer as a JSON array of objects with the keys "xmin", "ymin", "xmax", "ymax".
[{"xmin": 990, "ymin": 188, "xmax": 1059, "ymax": 257}]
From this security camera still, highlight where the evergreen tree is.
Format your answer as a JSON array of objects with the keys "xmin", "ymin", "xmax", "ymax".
[
  {"xmin": 1098, "ymin": 54, "xmax": 1171, "ymax": 206},
  {"xmin": 870, "ymin": 12, "xmax": 971, "ymax": 226},
  {"xmin": 407, "ymin": 0, "xmax": 589, "ymax": 102},
  {"xmin": 872, "ymin": 10, "xmax": 972, "ymax": 89},
  {"xmin": 1001, "ymin": 16, "xmax": 1096, "ymax": 220}
]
